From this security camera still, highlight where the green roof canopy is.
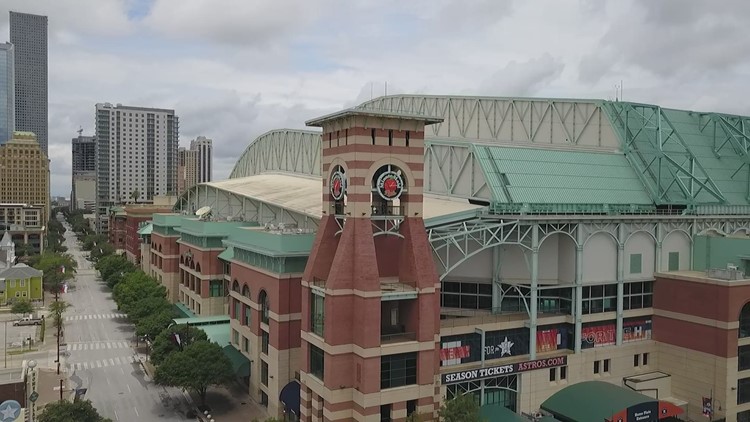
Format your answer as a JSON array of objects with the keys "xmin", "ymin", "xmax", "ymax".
[
  {"xmin": 199, "ymin": 323, "xmax": 230, "ymax": 347},
  {"xmin": 222, "ymin": 345, "xmax": 250, "ymax": 378},
  {"xmin": 137, "ymin": 223, "xmax": 153, "ymax": 235},
  {"xmin": 172, "ymin": 315, "xmax": 229, "ymax": 326},
  {"xmin": 479, "ymin": 404, "xmax": 528, "ymax": 422},
  {"xmin": 541, "ymin": 381, "xmax": 661, "ymax": 422},
  {"xmin": 474, "ymin": 145, "xmax": 654, "ymax": 214},
  {"xmin": 217, "ymin": 246, "xmax": 234, "ymax": 261},
  {"xmin": 173, "ymin": 303, "xmax": 196, "ymax": 319}
]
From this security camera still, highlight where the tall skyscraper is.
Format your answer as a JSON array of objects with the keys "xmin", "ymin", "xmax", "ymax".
[
  {"xmin": 0, "ymin": 43, "xmax": 14, "ymax": 145},
  {"xmin": 94, "ymin": 103, "xmax": 179, "ymax": 233},
  {"xmin": 190, "ymin": 136, "xmax": 213, "ymax": 183},
  {"xmin": 71, "ymin": 134, "xmax": 96, "ymax": 211},
  {"xmin": 10, "ymin": 12, "xmax": 48, "ymax": 154},
  {"xmin": 177, "ymin": 136, "xmax": 213, "ymax": 195}
]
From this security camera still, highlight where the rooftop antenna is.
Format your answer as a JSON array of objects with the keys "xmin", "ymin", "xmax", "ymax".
[{"xmin": 77, "ymin": 126, "xmax": 83, "ymax": 136}]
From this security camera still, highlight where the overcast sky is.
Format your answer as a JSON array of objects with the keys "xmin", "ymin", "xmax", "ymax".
[{"xmin": 2, "ymin": 0, "xmax": 750, "ymax": 197}]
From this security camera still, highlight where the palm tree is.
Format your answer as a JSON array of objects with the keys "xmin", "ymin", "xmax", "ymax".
[{"xmin": 130, "ymin": 189, "xmax": 140, "ymax": 204}]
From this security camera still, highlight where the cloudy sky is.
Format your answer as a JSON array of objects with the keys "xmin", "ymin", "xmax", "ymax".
[{"xmin": 2, "ymin": 0, "xmax": 750, "ymax": 197}]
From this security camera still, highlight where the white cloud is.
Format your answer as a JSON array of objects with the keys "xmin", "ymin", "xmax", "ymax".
[{"xmin": 1, "ymin": 0, "xmax": 749, "ymax": 196}]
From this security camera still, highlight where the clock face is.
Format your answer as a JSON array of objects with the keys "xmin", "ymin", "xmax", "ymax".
[
  {"xmin": 330, "ymin": 171, "xmax": 346, "ymax": 201},
  {"xmin": 376, "ymin": 170, "xmax": 404, "ymax": 200}
]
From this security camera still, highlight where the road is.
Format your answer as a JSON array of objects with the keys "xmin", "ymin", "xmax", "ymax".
[{"xmin": 59, "ymin": 217, "xmax": 193, "ymax": 421}]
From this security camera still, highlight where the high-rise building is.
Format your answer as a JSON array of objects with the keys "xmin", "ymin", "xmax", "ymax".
[
  {"xmin": 10, "ymin": 12, "xmax": 48, "ymax": 154},
  {"xmin": 177, "ymin": 147, "xmax": 198, "ymax": 195},
  {"xmin": 177, "ymin": 136, "xmax": 212, "ymax": 195},
  {"xmin": 94, "ymin": 103, "xmax": 178, "ymax": 234},
  {"xmin": 0, "ymin": 131, "xmax": 50, "ymax": 225},
  {"xmin": 71, "ymin": 134, "xmax": 96, "ymax": 211},
  {"xmin": 191, "ymin": 136, "xmax": 212, "ymax": 183},
  {"xmin": 0, "ymin": 43, "xmax": 14, "ymax": 145}
]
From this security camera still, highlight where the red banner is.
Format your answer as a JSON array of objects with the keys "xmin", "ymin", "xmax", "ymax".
[
  {"xmin": 440, "ymin": 345, "xmax": 470, "ymax": 362},
  {"xmin": 537, "ymin": 328, "xmax": 558, "ymax": 353},
  {"xmin": 582, "ymin": 324, "xmax": 616, "ymax": 347}
]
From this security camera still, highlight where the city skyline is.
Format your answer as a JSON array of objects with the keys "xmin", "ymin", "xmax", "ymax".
[{"xmin": 0, "ymin": 0, "xmax": 749, "ymax": 197}]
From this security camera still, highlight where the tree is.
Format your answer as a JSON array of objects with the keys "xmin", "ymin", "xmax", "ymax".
[
  {"xmin": 112, "ymin": 271, "xmax": 166, "ymax": 313},
  {"xmin": 438, "ymin": 393, "xmax": 483, "ymax": 422},
  {"xmin": 10, "ymin": 298, "xmax": 34, "ymax": 316},
  {"xmin": 135, "ymin": 308, "xmax": 178, "ymax": 341},
  {"xmin": 33, "ymin": 252, "xmax": 76, "ymax": 299},
  {"xmin": 95, "ymin": 254, "xmax": 136, "ymax": 288},
  {"xmin": 127, "ymin": 295, "xmax": 172, "ymax": 325},
  {"xmin": 81, "ymin": 234, "xmax": 108, "ymax": 252},
  {"xmin": 150, "ymin": 324, "xmax": 208, "ymax": 366},
  {"xmin": 89, "ymin": 242, "xmax": 115, "ymax": 262},
  {"xmin": 130, "ymin": 189, "xmax": 140, "ymax": 203},
  {"xmin": 38, "ymin": 399, "xmax": 112, "ymax": 422},
  {"xmin": 154, "ymin": 341, "xmax": 233, "ymax": 406},
  {"xmin": 49, "ymin": 300, "xmax": 71, "ymax": 328}
]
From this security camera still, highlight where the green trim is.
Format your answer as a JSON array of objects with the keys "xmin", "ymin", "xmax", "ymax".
[
  {"xmin": 222, "ymin": 345, "xmax": 250, "ymax": 378},
  {"xmin": 629, "ymin": 253, "xmax": 642, "ymax": 274},
  {"xmin": 668, "ymin": 251, "xmax": 680, "ymax": 271},
  {"xmin": 217, "ymin": 246, "xmax": 235, "ymax": 261},
  {"xmin": 173, "ymin": 302, "xmax": 195, "ymax": 318}
]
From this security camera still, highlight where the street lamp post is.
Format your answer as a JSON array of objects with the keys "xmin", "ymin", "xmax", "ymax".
[{"xmin": 475, "ymin": 328, "xmax": 486, "ymax": 406}]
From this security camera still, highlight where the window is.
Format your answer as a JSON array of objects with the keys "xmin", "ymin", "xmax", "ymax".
[
  {"xmin": 594, "ymin": 361, "xmax": 600, "ymax": 374},
  {"xmin": 242, "ymin": 336, "xmax": 249, "ymax": 353},
  {"xmin": 406, "ymin": 400, "xmax": 417, "ymax": 418},
  {"xmin": 244, "ymin": 305, "xmax": 251, "ymax": 326},
  {"xmin": 549, "ymin": 367, "xmax": 556, "ymax": 382},
  {"xmin": 380, "ymin": 404, "xmax": 392, "ymax": 422},
  {"xmin": 739, "ymin": 409, "xmax": 750, "ymax": 422},
  {"xmin": 311, "ymin": 292, "xmax": 325, "ymax": 337},
  {"xmin": 623, "ymin": 281, "xmax": 653, "ymax": 310},
  {"xmin": 209, "ymin": 280, "xmax": 222, "ymax": 297},
  {"xmin": 560, "ymin": 366, "xmax": 567, "ymax": 380},
  {"xmin": 604, "ymin": 359, "xmax": 610, "ymax": 373},
  {"xmin": 259, "ymin": 290, "xmax": 270, "ymax": 324},
  {"xmin": 388, "ymin": 130, "xmax": 393, "ymax": 146},
  {"xmin": 634, "ymin": 354, "xmax": 640, "ymax": 367},
  {"xmin": 742, "ymin": 302, "xmax": 750, "ymax": 338},
  {"xmin": 310, "ymin": 345, "xmax": 324, "ymax": 381},
  {"xmin": 740, "ymin": 378, "xmax": 750, "ymax": 404},
  {"xmin": 581, "ymin": 284, "xmax": 617, "ymax": 314},
  {"xmin": 405, "ymin": 131, "xmax": 410, "ymax": 147},
  {"xmin": 371, "ymin": 128, "xmax": 376, "ymax": 145},
  {"xmin": 261, "ymin": 361, "xmax": 269, "ymax": 386},
  {"xmin": 643, "ymin": 353, "xmax": 649, "ymax": 366},
  {"xmin": 232, "ymin": 329, "xmax": 239, "ymax": 345},
  {"xmin": 381, "ymin": 353, "xmax": 417, "ymax": 389},
  {"xmin": 630, "ymin": 253, "xmax": 642, "ymax": 274},
  {"xmin": 440, "ymin": 281, "xmax": 493, "ymax": 311},
  {"xmin": 20, "ymin": 280, "xmax": 25, "ymax": 287},
  {"xmin": 262, "ymin": 331, "xmax": 269, "ymax": 354},
  {"xmin": 233, "ymin": 299, "xmax": 241, "ymax": 321},
  {"xmin": 668, "ymin": 252, "xmax": 679, "ymax": 271}
]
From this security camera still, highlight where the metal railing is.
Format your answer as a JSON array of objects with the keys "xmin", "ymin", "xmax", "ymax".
[{"xmin": 381, "ymin": 331, "xmax": 416, "ymax": 343}]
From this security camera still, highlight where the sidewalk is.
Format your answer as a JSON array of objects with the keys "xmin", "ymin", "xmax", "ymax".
[
  {"xmin": 35, "ymin": 367, "xmax": 69, "ymax": 409},
  {"xmin": 191, "ymin": 382, "xmax": 270, "ymax": 422}
]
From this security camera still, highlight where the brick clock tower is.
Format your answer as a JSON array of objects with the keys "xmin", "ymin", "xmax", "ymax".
[{"xmin": 300, "ymin": 109, "xmax": 444, "ymax": 421}]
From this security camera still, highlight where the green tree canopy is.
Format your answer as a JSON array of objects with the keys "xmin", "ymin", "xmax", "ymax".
[
  {"xmin": 38, "ymin": 399, "xmax": 112, "ymax": 422},
  {"xmin": 150, "ymin": 324, "xmax": 207, "ymax": 366},
  {"xmin": 95, "ymin": 255, "xmax": 137, "ymax": 288},
  {"xmin": 154, "ymin": 340, "xmax": 233, "ymax": 406},
  {"xmin": 49, "ymin": 300, "xmax": 71, "ymax": 328},
  {"xmin": 127, "ymin": 295, "xmax": 172, "ymax": 325},
  {"xmin": 89, "ymin": 242, "xmax": 116, "ymax": 262},
  {"xmin": 32, "ymin": 252, "xmax": 76, "ymax": 296},
  {"xmin": 10, "ymin": 298, "xmax": 34, "ymax": 315},
  {"xmin": 81, "ymin": 234, "xmax": 108, "ymax": 252},
  {"xmin": 135, "ymin": 308, "xmax": 178, "ymax": 341},
  {"xmin": 438, "ymin": 393, "xmax": 483, "ymax": 422},
  {"xmin": 112, "ymin": 271, "xmax": 167, "ymax": 313}
]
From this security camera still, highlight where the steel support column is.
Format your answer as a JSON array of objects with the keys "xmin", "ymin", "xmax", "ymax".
[
  {"xmin": 529, "ymin": 224, "xmax": 539, "ymax": 360},
  {"xmin": 574, "ymin": 225, "xmax": 584, "ymax": 353},
  {"xmin": 616, "ymin": 224, "xmax": 625, "ymax": 345},
  {"xmin": 491, "ymin": 246, "xmax": 501, "ymax": 311},
  {"xmin": 655, "ymin": 224, "xmax": 663, "ymax": 272}
]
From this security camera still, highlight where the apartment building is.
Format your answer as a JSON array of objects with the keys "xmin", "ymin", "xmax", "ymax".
[
  {"xmin": 177, "ymin": 136, "xmax": 213, "ymax": 195},
  {"xmin": 94, "ymin": 103, "xmax": 178, "ymax": 233},
  {"xmin": 0, "ymin": 42, "xmax": 14, "ymax": 145},
  {"xmin": 71, "ymin": 134, "xmax": 96, "ymax": 211}
]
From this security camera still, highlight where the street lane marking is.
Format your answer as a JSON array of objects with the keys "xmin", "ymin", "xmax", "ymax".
[
  {"xmin": 109, "ymin": 358, "xmax": 115, "ymax": 366},
  {"xmin": 127, "ymin": 384, "xmax": 132, "ymax": 394},
  {"xmin": 133, "ymin": 406, "xmax": 138, "ymax": 417},
  {"xmin": 114, "ymin": 409, "xmax": 119, "ymax": 421}
]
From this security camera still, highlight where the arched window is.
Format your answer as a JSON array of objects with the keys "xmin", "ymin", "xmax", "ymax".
[
  {"xmin": 259, "ymin": 290, "xmax": 270, "ymax": 324},
  {"xmin": 180, "ymin": 255, "xmax": 184, "ymax": 264},
  {"xmin": 740, "ymin": 302, "xmax": 750, "ymax": 338},
  {"xmin": 196, "ymin": 262, "xmax": 202, "ymax": 273},
  {"xmin": 158, "ymin": 244, "xmax": 162, "ymax": 252},
  {"xmin": 242, "ymin": 284, "xmax": 250, "ymax": 298},
  {"xmin": 232, "ymin": 280, "xmax": 240, "ymax": 292}
]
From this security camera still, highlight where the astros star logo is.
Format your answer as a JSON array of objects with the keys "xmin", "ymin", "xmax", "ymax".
[
  {"xmin": 499, "ymin": 336, "xmax": 514, "ymax": 357},
  {"xmin": 0, "ymin": 402, "xmax": 18, "ymax": 420}
]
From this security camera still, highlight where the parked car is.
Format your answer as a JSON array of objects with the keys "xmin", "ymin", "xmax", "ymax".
[{"xmin": 13, "ymin": 316, "xmax": 44, "ymax": 326}]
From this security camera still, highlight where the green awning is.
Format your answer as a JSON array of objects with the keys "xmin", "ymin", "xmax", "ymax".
[
  {"xmin": 173, "ymin": 302, "xmax": 196, "ymax": 318},
  {"xmin": 199, "ymin": 323, "xmax": 230, "ymax": 347},
  {"xmin": 217, "ymin": 246, "xmax": 234, "ymax": 261},
  {"xmin": 479, "ymin": 404, "xmax": 527, "ymax": 422},
  {"xmin": 222, "ymin": 345, "xmax": 250, "ymax": 378}
]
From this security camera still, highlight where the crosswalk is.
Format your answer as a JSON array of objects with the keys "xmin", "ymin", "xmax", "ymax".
[
  {"xmin": 67, "ymin": 355, "xmax": 141, "ymax": 371},
  {"xmin": 64, "ymin": 313, "xmax": 127, "ymax": 321},
  {"xmin": 65, "ymin": 341, "xmax": 130, "ymax": 351}
]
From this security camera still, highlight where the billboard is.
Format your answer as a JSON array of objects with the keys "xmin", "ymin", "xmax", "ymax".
[
  {"xmin": 441, "ymin": 355, "xmax": 568, "ymax": 384},
  {"xmin": 582, "ymin": 319, "xmax": 652, "ymax": 348}
]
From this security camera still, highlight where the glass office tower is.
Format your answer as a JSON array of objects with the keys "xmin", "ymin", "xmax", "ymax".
[{"xmin": 0, "ymin": 42, "xmax": 14, "ymax": 145}]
